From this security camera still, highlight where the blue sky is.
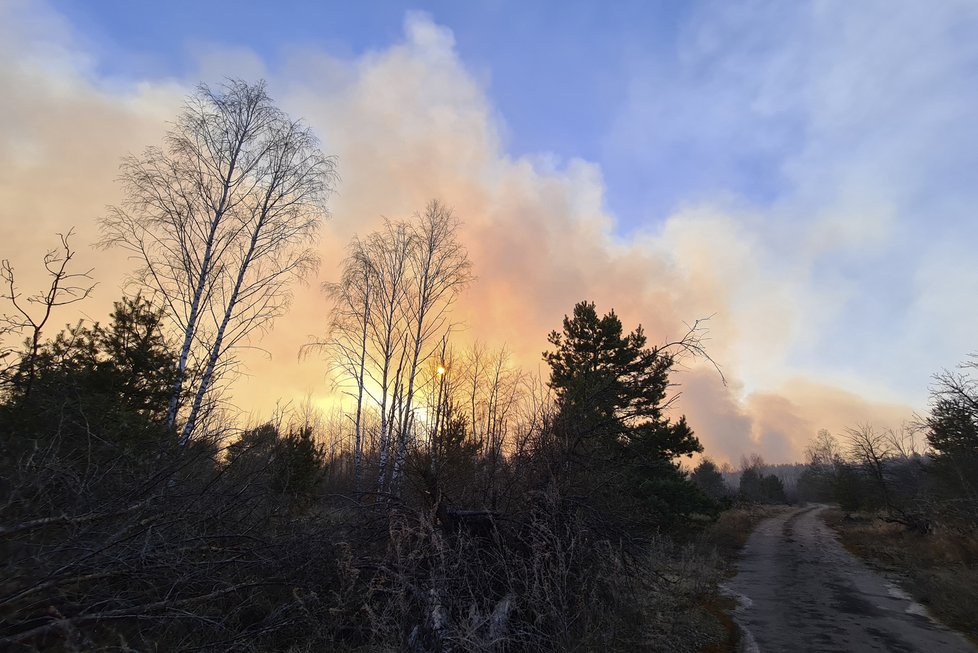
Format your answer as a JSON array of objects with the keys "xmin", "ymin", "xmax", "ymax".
[
  {"xmin": 4, "ymin": 0, "xmax": 978, "ymax": 460},
  {"xmin": 48, "ymin": 0, "xmax": 698, "ymax": 224},
  {"xmin": 48, "ymin": 1, "xmax": 977, "ymax": 235}
]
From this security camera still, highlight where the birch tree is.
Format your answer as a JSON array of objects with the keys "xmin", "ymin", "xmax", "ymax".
[
  {"xmin": 312, "ymin": 203, "xmax": 470, "ymax": 496},
  {"xmin": 362, "ymin": 221, "xmax": 415, "ymax": 494},
  {"xmin": 100, "ymin": 79, "xmax": 335, "ymax": 443},
  {"xmin": 305, "ymin": 237, "xmax": 374, "ymax": 490},
  {"xmin": 466, "ymin": 345, "xmax": 522, "ymax": 504},
  {"xmin": 389, "ymin": 201, "xmax": 472, "ymax": 492}
]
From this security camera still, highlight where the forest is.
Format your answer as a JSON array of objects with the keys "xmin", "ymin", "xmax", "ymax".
[{"xmin": 2, "ymin": 80, "xmax": 977, "ymax": 652}]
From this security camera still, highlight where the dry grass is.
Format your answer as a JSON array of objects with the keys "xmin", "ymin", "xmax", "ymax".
[
  {"xmin": 696, "ymin": 594, "xmax": 739, "ymax": 653},
  {"xmin": 822, "ymin": 508, "xmax": 978, "ymax": 642},
  {"xmin": 704, "ymin": 504, "xmax": 791, "ymax": 562}
]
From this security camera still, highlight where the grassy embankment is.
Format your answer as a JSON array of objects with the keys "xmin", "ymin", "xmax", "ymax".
[{"xmin": 822, "ymin": 508, "xmax": 978, "ymax": 643}]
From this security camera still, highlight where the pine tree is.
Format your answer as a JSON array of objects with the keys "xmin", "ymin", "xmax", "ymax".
[
  {"xmin": 3, "ymin": 294, "xmax": 178, "ymax": 454},
  {"xmin": 543, "ymin": 301, "xmax": 703, "ymax": 527}
]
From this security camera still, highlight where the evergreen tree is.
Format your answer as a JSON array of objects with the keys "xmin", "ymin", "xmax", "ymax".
[
  {"xmin": 544, "ymin": 301, "xmax": 701, "ymax": 459},
  {"xmin": 692, "ymin": 458, "xmax": 729, "ymax": 501},
  {"xmin": 543, "ymin": 301, "xmax": 703, "ymax": 527},
  {"xmin": 760, "ymin": 474, "xmax": 786, "ymax": 504},
  {"xmin": 2, "ymin": 295, "xmax": 177, "ymax": 455},
  {"xmin": 227, "ymin": 423, "xmax": 328, "ymax": 499},
  {"xmin": 926, "ymin": 395, "xmax": 978, "ymax": 520},
  {"xmin": 739, "ymin": 467, "xmax": 763, "ymax": 502}
]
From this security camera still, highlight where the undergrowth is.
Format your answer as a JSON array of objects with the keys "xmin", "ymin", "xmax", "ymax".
[{"xmin": 822, "ymin": 507, "xmax": 978, "ymax": 643}]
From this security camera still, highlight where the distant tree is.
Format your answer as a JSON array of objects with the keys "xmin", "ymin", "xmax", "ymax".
[
  {"xmin": 390, "ymin": 201, "xmax": 473, "ymax": 493},
  {"xmin": 737, "ymin": 454, "xmax": 787, "ymax": 504},
  {"xmin": 806, "ymin": 429, "xmax": 842, "ymax": 470},
  {"xmin": 227, "ymin": 422, "xmax": 327, "ymax": 498},
  {"xmin": 844, "ymin": 424, "xmax": 895, "ymax": 510},
  {"xmin": 308, "ymin": 202, "xmax": 471, "ymax": 497},
  {"xmin": 100, "ymin": 79, "xmax": 336, "ymax": 444},
  {"xmin": 691, "ymin": 458, "xmax": 729, "ymax": 501},
  {"xmin": 737, "ymin": 454, "xmax": 762, "ymax": 501},
  {"xmin": 410, "ymin": 398, "xmax": 481, "ymax": 508},
  {"xmin": 928, "ymin": 397, "xmax": 978, "ymax": 491},
  {"xmin": 360, "ymin": 219, "xmax": 414, "ymax": 496},
  {"xmin": 760, "ymin": 474, "xmax": 786, "ymax": 503},
  {"xmin": 740, "ymin": 453, "xmax": 765, "ymax": 472},
  {"xmin": 798, "ymin": 430, "xmax": 842, "ymax": 503},
  {"xmin": 797, "ymin": 467, "xmax": 828, "ymax": 503},
  {"xmin": 458, "ymin": 343, "xmax": 523, "ymax": 506},
  {"xmin": 739, "ymin": 467, "xmax": 763, "ymax": 502},
  {"xmin": 307, "ymin": 235, "xmax": 375, "ymax": 490},
  {"xmin": 834, "ymin": 463, "xmax": 864, "ymax": 513}
]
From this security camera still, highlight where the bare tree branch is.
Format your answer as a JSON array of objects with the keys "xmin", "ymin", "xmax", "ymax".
[{"xmin": 98, "ymin": 80, "xmax": 336, "ymax": 443}]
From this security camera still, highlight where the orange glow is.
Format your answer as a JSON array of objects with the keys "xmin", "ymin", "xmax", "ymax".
[{"xmin": 0, "ymin": 9, "xmax": 925, "ymax": 466}]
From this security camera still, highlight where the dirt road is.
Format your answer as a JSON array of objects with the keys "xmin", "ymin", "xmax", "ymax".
[{"xmin": 726, "ymin": 505, "xmax": 976, "ymax": 653}]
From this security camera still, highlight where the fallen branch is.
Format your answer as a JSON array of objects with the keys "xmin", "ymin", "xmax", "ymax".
[
  {"xmin": 0, "ymin": 580, "xmax": 280, "ymax": 647},
  {"xmin": 0, "ymin": 498, "xmax": 155, "ymax": 537}
]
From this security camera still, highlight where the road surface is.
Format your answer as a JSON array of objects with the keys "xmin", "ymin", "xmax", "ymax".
[{"xmin": 726, "ymin": 505, "xmax": 977, "ymax": 653}]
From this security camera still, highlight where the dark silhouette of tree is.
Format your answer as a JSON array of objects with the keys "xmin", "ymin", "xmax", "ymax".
[
  {"xmin": 543, "ymin": 300, "xmax": 703, "ymax": 527},
  {"xmin": 390, "ymin": 201, "xmax": 473, "ymax": 493},
  {"xmin": 305, "ymin": 235, "xmax": 375, "ymax": 490},
  {"xmin": 927, "ymin": 358, "xmax": 978, "ymax": 521},
  {"xmin": 1, "ymin": 294, "xmax": 179, "ymax": 506},
  {"xmin": 738, "ymin": 455, "xmax": 787, "ymax": 504},
  {"xmin": 798, "ymin": 430, "xmax": 843, "ymax": 503},
  {"xmin": 544, "ymin": 301, "xmax": 699, "ymax": 459},
  {"xmin": 834, "ymin": 463, "xmax": 864, "ymax": 513},
  {"xmin": 844, "ymin": 424, "xmax": 895, "ymax": 510},
  {"xmin": 738, "ymin": 467, "xmax": 762, "ymax": 501},
  {"xmin": 306, "ymin": 202, "xmax": 471, "ymax": 498},
  {"xmin": 691, "ymin": 458, "xmax": 729, "ymax": 501},
  {"xmin": 227, "ymin": 422, "xmax": 327, "ymax": 499},
  {"xmin": 0, "ymin": 230, "xmax": 94, "ymax": 398},
  {"xmin": 760, "ymin": 474, "xmax": 786, "ymax": 503}
]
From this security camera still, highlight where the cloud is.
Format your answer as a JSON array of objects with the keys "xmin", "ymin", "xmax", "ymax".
[
  {"xmin": 0, "ymin": 1, "xmax": 185, "ymax": 315},
  {"xmin": 607, "ymin": 0, "xmax": 978, "ymax": 401},
  {"xmin": 5, "ymin": 2, "xmax": 963, "ymax": 463}
]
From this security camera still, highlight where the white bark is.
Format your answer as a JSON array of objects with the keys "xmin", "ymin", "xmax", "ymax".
[
  {"xmin": 390, "ymin": 201, "xmax": 472, "ymax": 494},
  {"xmin": 100, "ymin": 80, "xmax": 334, "ymax": 443}
]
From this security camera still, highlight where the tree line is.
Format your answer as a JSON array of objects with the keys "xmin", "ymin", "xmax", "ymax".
[{"xmin": 795, "ymin": 403, "xmax": 978, "ymax": 533}]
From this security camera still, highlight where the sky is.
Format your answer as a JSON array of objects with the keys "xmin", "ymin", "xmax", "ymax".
[{"xmin": 2, "ymin": 0, "xmax": 977, "ymax": 463}]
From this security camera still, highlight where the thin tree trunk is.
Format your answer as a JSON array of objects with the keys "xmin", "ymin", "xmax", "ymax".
[
  {"xmin": 374, "ymin": 346, "xmax": 394, "ymax": 495},
  {"xmin": 378, "ymin": 336, "xmax": 408, "ymax": 496},
  {"xmin": 390, "ymin": 272, "xmax": 432, "ymax": 494},
  {"xmin": 353, "ymin": 290, "xmax": 369, "ymax": 492},
  {"xmin": 166, "ymin": 143, "xmax": 242, "ymax": 434},
  {"xmin": 179, "ymin": 206, "xmax": 263, "ymax": 445}
]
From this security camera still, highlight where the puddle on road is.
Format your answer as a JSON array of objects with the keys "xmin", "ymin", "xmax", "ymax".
[{"xmin": 885, "ymin": 582, "xmax": 932, "ymax": 618}]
